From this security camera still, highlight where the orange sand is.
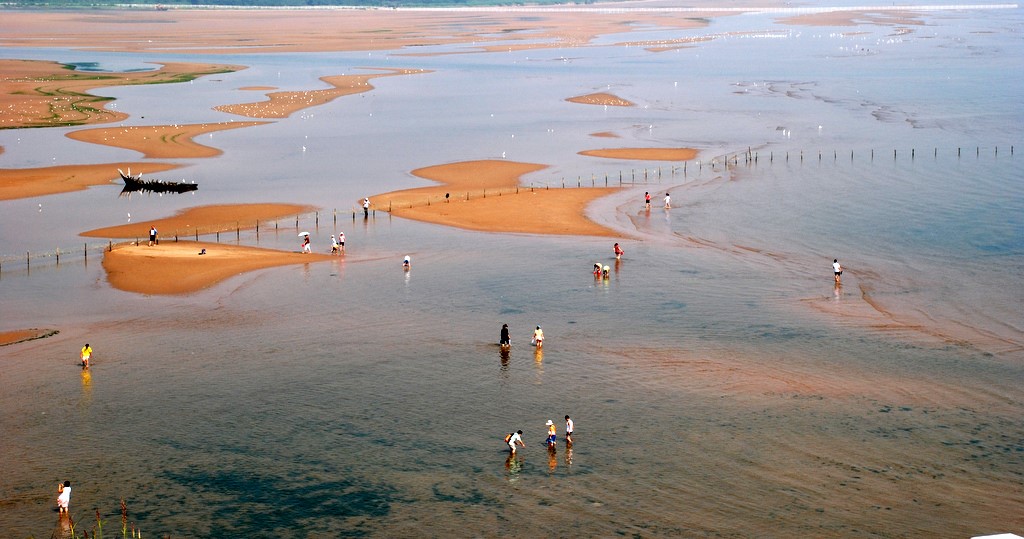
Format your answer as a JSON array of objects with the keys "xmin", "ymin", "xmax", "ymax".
[
  {"xmin": 0, "ymin": 9, "xmax": 715, "ymax": 55},
  {"xmin": 377, "ymin": 160, "xmax": 622, "ymax": 237},
  {"xmin": 0, "ymin": 162, "xmax": 180, "ymax": 201},
  {"xmin": 0, "ymin": 328, "xmax": 59, "ymax": 347},
  {"xmin": 566, "ymin": 92, "xmax": 635, "ymax": 107},
  {"xmin": 102, "ymin": 241, "xmax": 333, "ymax": 295},
  {"xmin": 81, "ymin": 203, "xmax": 314, "ymax": 239},
  {"xmin": 579, "ymin": 148, "xmax": 699, "ymax": 161},
  {"xmin": 215, "ymin": 69, "xmax": 429, "ymax": 119},
  {"xmin": 778, "ymin": 10, "xmax": 924, "ymax": 27},
  {"xmin": 66, "ymin": 122, "xmax": 267, "ymax": 159},
  {"xmin": 0, "ymin": 59, "xmax": 241, "ymax": 129}
]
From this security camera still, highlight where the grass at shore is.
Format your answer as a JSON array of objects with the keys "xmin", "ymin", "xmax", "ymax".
[{"xmin": 1, "ymin": 60, "xmax": 241, "ymax": 130}]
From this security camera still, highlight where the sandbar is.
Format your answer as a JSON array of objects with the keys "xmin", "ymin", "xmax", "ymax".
[
  {"xmin": 579, "ymin": 148, "xmax": 699, "ymax": 161},
  {"xmin": 102, "ymin": 241, "xmax": 333, "ymax": 295},
  {"xmin": 566, "ymin": 92, "xmax": 635, "ymax": 107},
  {"xmin": 66, "ymin": 122, "xmax": 268, "ymax": 159},
  {"xmin": 778, "ymin": 10, "xmax": 924, "ymax": 27},
  {"xmin": 0, "ymin": 59, "xmax": 241, "ymax": 129},
  {"xmin": 81, "ymin": 203, "xmax": 315, "ymax": 239},
  {"xmin": 0, "ymin": 162, "xmax": 180, "ymax": 201},
  {"xmin": 0, "ymin": 9, "xmax": 717, "ymax": 55},
  {"xmin": 0, "ymin": 328, "xmax": 59, "ymax": 347},
  {"xmin": 377, "ymin": 160, "xmax": 622, "ymax": 237},
  {"xmin": 216, "ymin": 69, "xmax": 429, "ymax": 119}
]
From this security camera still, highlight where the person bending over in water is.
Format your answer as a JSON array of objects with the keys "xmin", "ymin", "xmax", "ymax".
[
  {"xmin": 507, "ymin": 430, "xmax": 525, "ymax": 454},
  {"xmin": 614, "ymin": 243, "xmax": 624, "ymax": 259}
]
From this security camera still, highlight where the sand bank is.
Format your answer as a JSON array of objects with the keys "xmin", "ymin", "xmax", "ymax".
[
  {"xmin": 778, "ymin": 10, "xmax": 924, "ymax": 27},
  {"xmin": 0, "ymin": 328, "xmax": 59, "ymax": 347},
  {"xmin": 0, "ymin": 162, "xmax": 180, "ymax": 201},
  {"xmin": 579, "ymin": 148, "xmax": 699, "ymax": 161},
  {"xmin": 81, "ymin": 203, "xmax": 314, "ymax": 239},
  {"xmin": 66, "ymin": 122, "xmax": 268, "ymax": 159},
  {"xmin": 566, "ymin": 92, "xmax": 635, "ymax": 107},
  {"xmin": 0, "ymin": 9, "xmax": 715, "ymax": 55},
  {"xmin": 0, "ymin": 59, "xmax": 241, "ymax": 129},
  {"xmin": 377, "ymin": 160, "xmax": 621, "ymax": 237},
  {"xmin": 216, "ymin": 69, "xmax": 429, "ymax": 119},
  {"xmin": 102, "ymin": 241, "xmax": 333, "ymax": 295}
]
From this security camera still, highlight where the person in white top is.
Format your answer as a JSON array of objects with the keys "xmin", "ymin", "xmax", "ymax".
[
  {"xmin": 833, "ymin": 258, "xmax": 843, "ymax": 284},
  {"xmin": 664, "ymin": 192, "xmax": 671, "ymax": 209},
  {"xmin": 565, "ymin": 415, "xmax": 574, "ymax": 444},
  {"xmin": 507, "ymin": 430, "xmax": 525, "ymax": 453},
  {"xmin": 57, "ymin": 481, "xmax": 71, "ymax": 514},
  {"xmin": 338, "ymin": 232, "xmax": 346, "ymax": 253}
]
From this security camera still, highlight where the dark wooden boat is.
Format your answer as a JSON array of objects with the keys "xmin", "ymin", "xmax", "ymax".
[{"xmin": 119, "ymin": 169, "xmax": 198, "ymax": 195}]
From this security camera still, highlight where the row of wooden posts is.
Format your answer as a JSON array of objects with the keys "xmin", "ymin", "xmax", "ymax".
[{"xmin": 3, "ymin": 145, "xmax": 1014, "ymax": 274}]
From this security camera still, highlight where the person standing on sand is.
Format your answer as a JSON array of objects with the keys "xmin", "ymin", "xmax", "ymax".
[
  {"xmin": 338, "ymin": 232, "xmax": 345, "ymax": 253},
  {"xmin": 80, "ymin": 343, "xmax": 92, "ymax": 367},
  {"xmin": 56, "ymin": 480, "xmax": 71, "ymax": 514},
  {"xmin": 833, "ymin": 259, "xmax": 843, "ymax": 284},
  {"xmin": 664, "ymin": 193, "xmax": 671, "ymax": 209},
  {"xmin": 614, "ymin": 242, "xmax": 624, "ymax": 259},
  {"xmin": 149, "ymin": 225, "xmax": 157, "ymax": 246},
  {"xmin": 500, "ymin": 323, "xmax": 511, "ymax": 348},
  {"xmin": 645, "ymin": 191, "xmax": 651, "ymax": 210},
  {"xmin": 507, "ymin": 430, "xmax": 525, "ymax": 454},
  {"xmin": 565, "ymin": 415, "xmax": 574, "ymax": 444},
  {"xmin": 532, "ymin": 325, "xmax": 544, "ymax": 347}
]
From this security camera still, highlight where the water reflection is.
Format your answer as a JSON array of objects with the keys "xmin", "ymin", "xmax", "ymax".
[
  {"xmin": 533, "ymin": 346, "xmax": 544, "ymax": 384},
  {"xmin": 504, "ymin": 453, "xmax": 523, "ymax": 483},
  {"xmin": 79, "ymin": 368, "xmax": 92, "ymax": 406}
]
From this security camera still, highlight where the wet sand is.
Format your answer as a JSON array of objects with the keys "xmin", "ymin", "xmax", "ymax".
[
  {"xmin": 0, "ymin": 9, "xmax": 715, "ymax": 55},
  {"xmin": 102, "ymin": 241, "xmax": 334, "ymax": 295},
  {"xmin": 66, "ymin": 122, "xmax": 268, "ymax": 159},
  {"xmin": 0, "ymin": 329, "xmax": 59, "ymax": 347},
  {"xmin": 215, "ymin": 69, "xmax": 430, "ymax": 119},
  {"xmin": 779, "ymin": 9, "xmax": 925, "ymax": 27}
]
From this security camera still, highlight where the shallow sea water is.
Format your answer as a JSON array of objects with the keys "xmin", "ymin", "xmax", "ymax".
[{"xmin": 1, "ymin": 3, "xmax": 1022, "ymax": 538}]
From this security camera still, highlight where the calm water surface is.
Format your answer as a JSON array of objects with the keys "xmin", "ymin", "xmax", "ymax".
[{"xmin": 1, "ymin": 4, "xmax": 1022, "ymax": 538}]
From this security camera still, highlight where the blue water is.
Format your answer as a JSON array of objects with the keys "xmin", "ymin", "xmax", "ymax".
[{"xmin": 1, "ymin": 4, "xmax": 1022, "ymax": 538}]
